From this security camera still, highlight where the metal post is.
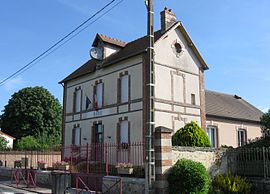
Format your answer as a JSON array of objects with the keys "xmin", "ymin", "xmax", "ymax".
[{"xmin": 145, "ymin": 0, "xmax": 155, "ymax": 193}]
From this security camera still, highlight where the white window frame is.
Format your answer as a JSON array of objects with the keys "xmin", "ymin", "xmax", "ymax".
[
  {"xmin": 75, "ymin": 89, "xmax": 82, "ymax": 112},
  {"xmin": 96, "ymin": 83, "xmax": 103, "ymax": 108},
  {"xmin": 238, "ymin": 129, "xmax": 247, "ymax": 147},
  {"xmin": 74, "ymin": 127, "xmax": 81, "ymax": 146},
  {"xmin": 207, "ymin": 126, "xmax": 218, "ymax": 148},
  {"xmin": 120, "ymin": 75, "xmax": 129, "ymax": 103},
  {"xmin": 120, "ymin": 120, "xmax": 129, "ymax": 144}
]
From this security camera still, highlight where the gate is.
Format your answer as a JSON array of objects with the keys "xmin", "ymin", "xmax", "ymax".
[{"xmin": 71, "ymin": 173, "xmax": 122, "ymax": 194}]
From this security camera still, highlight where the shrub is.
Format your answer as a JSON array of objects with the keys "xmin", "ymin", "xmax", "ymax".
[
  {"xmin": 172, "ymin": 121, "xmax": 211, "ymax": 147},
  {"xmin": 0, "ymin": 136, "xmax": 8, "ymax": 150},
  {"xmin": 210, "ymin": 173, "xmax": 251, "ymax": 194},
  {"xmin": 167, "ymin": 159, "xmax": 210, "ymax": 194},
  {"xmin": 16, "ymin": 136, "xmax": 40, "ymax": 150}
]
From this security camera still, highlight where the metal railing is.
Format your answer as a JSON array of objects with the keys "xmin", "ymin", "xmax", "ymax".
[
  {"xmin": 227, "ymin": 147, "xmax": 270, "ymax": 179},
  {"xmin": 62, "ymin": 142, "xmax": 145, "ymax": 177}
]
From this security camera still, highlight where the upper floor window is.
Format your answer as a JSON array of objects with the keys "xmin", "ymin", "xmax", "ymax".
[
  {"xmin": 74, "ymin": 88, "xmax": 82, "ymax": 113},
  {"xmin": 238, "ymin": 129, "xmax": 247, "ymax": 147},
  {"xmin": 120, "ymin": 75, "xmax": 129, "ymax": 103},
  {"xmin": 207, "ymin": 126, "xmax": 218, "ymax": 148},
  {"xmin": 94, "ymin": 81, "xmax": 103, "ymax": 110},
  {"xmin": 118, "ymin": 72, "xmax": 130, "ymax": 104},
  {"xmin": 191, "ymin": 94, "xmax": 196, "ymax": 105}
]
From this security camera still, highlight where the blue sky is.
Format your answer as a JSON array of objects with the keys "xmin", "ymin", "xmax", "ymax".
[{"xmin": 0, "ymin": 0, "xmax": 269, "ymax": 113}]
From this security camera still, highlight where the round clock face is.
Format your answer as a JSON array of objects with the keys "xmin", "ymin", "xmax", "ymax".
[{"xmin": 90, "ymin": 47, "xmax": 103, "ymax": 60}]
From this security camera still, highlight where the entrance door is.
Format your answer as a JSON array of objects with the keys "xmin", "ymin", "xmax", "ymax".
[{"xmin": 92, "ymin": 123, "xmax": 104, "ymax": 161}]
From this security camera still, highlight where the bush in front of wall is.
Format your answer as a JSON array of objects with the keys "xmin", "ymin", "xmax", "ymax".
[
  {"xmin": 210, "ymin": 173, "xmax": 252, "ymax": 194},
  {"xmin": 167, "ymin": 158, "xmax": 210, "ymax": 194},
  {"xmin": 172, "ymin": 121, "xmax": 211, "ymax": 147}
]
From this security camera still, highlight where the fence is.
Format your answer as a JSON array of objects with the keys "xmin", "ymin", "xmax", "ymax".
[
  {"xmin": 62, "ymin": 142, "xmax": 145, "ymax": 177},
  {"xmin": 227, "ymin": 147, "xmax": 270, "ymax": 179},
  {"xmin": 0, "ymin": 150, "xmax": 61, "ymax": 169}
]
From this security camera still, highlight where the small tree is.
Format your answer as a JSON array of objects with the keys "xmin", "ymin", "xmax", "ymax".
[
  {"xmin": 16, "ymin": 136, "xmax": 40, "ymax": 151},
  {"xmin": 172, "ymin": 121, "xmax": 211, "ymax": 147},
  {"xmin": 261, "ymin": 109, "xmax": 270, "ymax": 136},
  {"xmin": 168, "ymin": 159, "xmax": 210, "ymax": 194},
  {"xmin": 0, "ymin": 136, "xmax": 8, "ymax": 150}
]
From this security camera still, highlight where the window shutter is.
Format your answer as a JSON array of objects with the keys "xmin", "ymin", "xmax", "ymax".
[
  {"xmin": 91, "ymin": 125, "xmax": 96, "ymax": 144},
  {"xmin": 102, "ymin": 125, "xmax": 104, "ymax": 143},
  {"xmin": 117, "ymin": 123, "xmax": 120, "ymax": 148},
  {"xmin": 128, "ymin": 75, "xmax": 131, "ymax": 102},
  {"xmin": 93, "ymin": 85, "xmax": 97, "ymax": 110},
  {"xmin": 72, "ymin": 128, "xmax": 75, "ymax": 145},
  {"xmin": 128, "ymin": 121, "xmax": 131, "ymax": 144},
  {"xmin": 117, "ymin": 78, "xmax": 121, "ymax": 103},
  {"xmin": 102, "ymin": 83, "xmax": 104, "ymax": 107},
  {"xmin": 73, "ymin": 91, "xmax": 76, "ymax": 112},
  {"xmin": 79, "ymin": 128, "xmax": 82, "ymax": 145},
  {"xmin": 244, "ymin": 130, "xmax": 247, "ymax": 145}
]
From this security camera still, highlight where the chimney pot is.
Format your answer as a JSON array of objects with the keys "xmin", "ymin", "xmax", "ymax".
[{"xmin": 160, "ymin": 7, "xmax": 177, "ymax": 32}]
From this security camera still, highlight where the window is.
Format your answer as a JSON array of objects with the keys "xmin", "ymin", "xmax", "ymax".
[
  {"xmin": 74, "ymin": 89, "xmax": 82, "ymax": 112},
  {"xmin": 191, "ymin": 94, "xmax": 196, "ymax": 105},
  {"xmin": 174, "ymin": 42, "xmax": 182, "ymax": 53},
  {"xmin": 207, "ymin": 126, "xmax": 218, "ymax": 148},
  {"xmin": 120, "ymin": 75, "xmax": 129, "ymax": 103},
  {"xmin": 117, "ymin": 120, "xmax": 130, "ymax": 149},
  {"xmin": 238, "ymin": 129, "xmax": 247, "ymax": 147},
  {"xmin": 94, "ymin": 83, "xmax": 103, "ymax": 109},
  {"xmin": 120, "ymin": 120, "xmax": 129, "ymax": 144},
  {"xmin": 72, "ymin": 127, "xmax": 81, "ymax": 145},
  {"xmin": 94, "ymin": 123, "xmax": 104, "ymax": 143}
]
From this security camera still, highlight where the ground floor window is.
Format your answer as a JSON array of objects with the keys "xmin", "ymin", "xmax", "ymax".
[
  {"xmin": 207, "ymin": 126, "xmax": 218, "ymax": 148},
  {"xmin": 238, "ymin": 129, "xmax": 247, "ymax": 147},
  {"xmin": 72, "ymin": 127, "xmax": 81, "ymax": 146}
]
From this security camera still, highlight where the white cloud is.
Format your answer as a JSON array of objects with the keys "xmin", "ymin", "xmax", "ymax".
[{"xmin": 3, "ymin": 76, "xmax": 24, "ymax": 91}]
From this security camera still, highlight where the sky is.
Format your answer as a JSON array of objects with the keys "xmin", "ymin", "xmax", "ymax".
[{"xmin": 0, "ymin": 0, "xmax": 270, "ymax": 113}]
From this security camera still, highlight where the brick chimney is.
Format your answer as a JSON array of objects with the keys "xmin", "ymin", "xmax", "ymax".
[{"xmin": 160, "ymin": 7, "xmax": 177, "ymax": 32}]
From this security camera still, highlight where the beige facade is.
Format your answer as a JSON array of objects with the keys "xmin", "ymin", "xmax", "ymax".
[
  {"xmin": 206, "ymin": 118, "xmax": 262, "ymax": 148},
  {"xmin": 154, "ymin": 26, "xmax": 203, "ymax": 132},
  {"xmin": 64, "ymin": 55, "xmax": 144, "ymax": 147}
]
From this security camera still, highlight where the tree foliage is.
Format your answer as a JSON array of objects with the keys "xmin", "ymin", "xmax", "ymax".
[
  {"xmin": 0, "ymin": 87, "xmax": 62, "ymax": 142},
  {"xmin": 261, "ymin": 109, "xmax": 270, "ymax": 135},
  {"xmin": 16, "ymin": 136, "xmax": 40, "ymax": 150},
  {"xmin": 0, "ymin": 136, "xmax": 8, "ymax": 150},
  {"xmin": 172, "ymin": 121, "xmax": 211, "ymax": 147}
]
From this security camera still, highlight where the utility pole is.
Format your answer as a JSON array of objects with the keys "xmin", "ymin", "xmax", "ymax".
[{"xmin": 145, "ymin": 0, "xmax": 155, "ymax": 193}]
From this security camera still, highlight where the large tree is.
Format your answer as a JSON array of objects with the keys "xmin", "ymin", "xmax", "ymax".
[
  {"xmin": 0, "ymin": 86, "xmax": 62, "ymax": 141},
  {"xmin": 261, "ymin": 109, "xmax": 270, "ymax": 136}
]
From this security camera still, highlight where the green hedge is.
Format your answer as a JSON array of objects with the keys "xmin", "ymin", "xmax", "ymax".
[{"xmin": 172, "ymin": 121, "xmax": 211, "ymax": 147}]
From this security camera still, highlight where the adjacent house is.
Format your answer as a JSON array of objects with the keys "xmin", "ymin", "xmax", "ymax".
[
  {"xmin": 60, "ymin": 8, "xmax": 262, "ymax": 155},
  {"xmin": 0, "ymin": 130, "xmax": 15, "ymax": 149},
  {"xmin": 206, "ymin": 90, "xmax": 263, "ymax": 148}
]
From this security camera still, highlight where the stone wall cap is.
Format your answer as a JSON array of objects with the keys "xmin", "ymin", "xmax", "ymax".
[{"xmin": 155, "ymin": 126, "xmax": 174, "ymax": 133}]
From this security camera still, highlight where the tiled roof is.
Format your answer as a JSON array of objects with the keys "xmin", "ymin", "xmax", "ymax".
[
  {"xmin": 60, "ymin": 22, "xmax": 209, "ymax": 83},
  {"xmin": 60, "ymin": 29, "xmax": 164, "ymax": 83},
  {"xmin": 93, "ymin": 33, "xmax": 127, "ymax": 47},
  {"xmin": 206, "ymin": 90, "xmax": 263, "ymax": 123}
]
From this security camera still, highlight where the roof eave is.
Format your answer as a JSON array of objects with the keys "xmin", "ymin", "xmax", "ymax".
[
  {"xmin": 178, "ymin": 22, "xmax": 209, "ymax": 70},
  {"xmin": 206, "ymin": 114, "xmax": 261, "ymax": 125}
]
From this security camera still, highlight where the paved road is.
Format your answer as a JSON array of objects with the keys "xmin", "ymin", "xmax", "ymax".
[{"xmin": 0, "ymin": 183, "xmax": 36, "ymax": 194}]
